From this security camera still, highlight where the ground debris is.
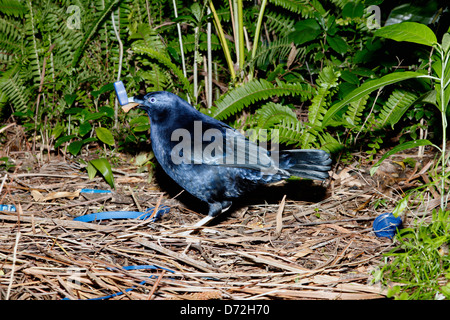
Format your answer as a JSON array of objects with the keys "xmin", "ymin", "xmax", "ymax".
[{"xmin": 0, "ymin": 149, "xmax": 413, "ymax": 300}]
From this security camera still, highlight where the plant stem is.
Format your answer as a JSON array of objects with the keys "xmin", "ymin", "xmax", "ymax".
[
  {"xmin": 207, "ymin": 7, "xmax": 212, "ymax": 107},
  {"xmin": 209, "ymin": 0, "xmax": 236, "ymax": 81},
  {"xmin": 439, "ymin": 46, "xmax": 448, "ymax": 211},
  {"xmin": 172, "ymin": 0, "xmax": 190, "ymax": 103},
  {"xmin": 111, "ymin": 9, "xmax": 123, "ymax": 129},
  {"xmin": 249, "ymin": 0, "xmax": 267, "ymax": 80},
  {"xmin": 237, "ymin": 0, "xmax": 244, "ymax": 74}
]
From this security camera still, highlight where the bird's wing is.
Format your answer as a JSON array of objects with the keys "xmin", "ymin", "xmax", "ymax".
[{"xmin": 199, "ymin": 125, "xmax": 289, "ymax": 175}]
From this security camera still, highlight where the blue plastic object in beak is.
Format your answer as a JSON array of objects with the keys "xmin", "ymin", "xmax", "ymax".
[{"xmin": 114, "ymin": 81, "xmax": 139, "ymax": 112}]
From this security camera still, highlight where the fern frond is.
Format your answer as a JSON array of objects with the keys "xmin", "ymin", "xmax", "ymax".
[
  {"xmin": 133, "ymin": 43, "xmax": 193, "ymax": 100},
  {"xmin": 25, "ymin": 0, "xmax": 41, "ymax": 85},
  {"xmin": 248, "ymin": 38, "xmax": 295, "ymax": 69},
  {"xmin": 0, "ymin": 0, "xmax": 27, "ymax": 17},
  {"xmin": 0, "ymin": 16, "xmax": 24, "ymax": 64},
  {"xmin": 377, "ymin": 89, "xmax": 418, "ymax": 129},
  {"xmin": 301, "ymin": 66, "xmax": 340, "ymax": 148},
  {"xmin": 264, "ymin": 10, "xmax": 295, "ymax": 37},
  {"xmin": 71, "ymin": 0, "xmax": 120, "ymax": 68},
  {"xmin": 317, "ymin": 132, "xmax": 343, "ymax": 153},
  {"xmin": 275, "ymin": 117, "xmax": 305, "ymax": 146},
  {"xmin": 256, "ymin": 102, "xmax": 297, "ymax": 129},
  {"xmin": 212, "ymin": 79, "xmax": 313, "ymax": 120},
  {"xmin": 268, "ymin": 0, "xmax": 326, "ymax": 18},
  {"xmin": 0, "ymin": 70, "xmax": 29, "ymax": 113},
  {"xmin": 344, "ymin": 94, "xmax": 369, "ymax": 126}
]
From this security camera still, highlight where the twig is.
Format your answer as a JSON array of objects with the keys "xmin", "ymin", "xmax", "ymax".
[
  {"xmin": 134, "ymin": 238, "xmax": 216, "ymax": 273},
  {"xmin": 273, "ymin": 195, "xmax": 286, "ymax": 239},
  {"xmin": 6, "ymin": 230, "xmax": 21, "ymax": 300},
  {"xmin": 0, "ymin": 173, "xmax": 7, "ymax": 195},
  {"xmin": 147, "ymin": 269, "xmax": 166, "ymax": 300}
]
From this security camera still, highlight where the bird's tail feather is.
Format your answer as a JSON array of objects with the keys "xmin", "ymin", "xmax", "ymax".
[{"xmin": 278, "ymin": 149, "xmax": 332, "ymax": 181}]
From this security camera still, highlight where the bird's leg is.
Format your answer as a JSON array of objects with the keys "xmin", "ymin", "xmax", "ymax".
[{"xmin": 179, "ymin": 201, "xmax": 232, "ymax": 236}]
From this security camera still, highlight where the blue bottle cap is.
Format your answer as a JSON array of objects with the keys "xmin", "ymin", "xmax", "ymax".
[
  {"xmin": 373, "ymin": 212, "xmax": 402, "ymax": 238},
  {"xmin": 114, "ymin": 81, "xmax": 129, "ymax": 106}
]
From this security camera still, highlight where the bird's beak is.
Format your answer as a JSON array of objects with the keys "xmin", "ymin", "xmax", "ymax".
[{"xmin": 121, "ymin": 95, "xmax": 145, "ymax": 113}]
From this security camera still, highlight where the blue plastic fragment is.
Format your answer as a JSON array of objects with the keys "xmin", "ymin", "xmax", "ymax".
[
  {"xmin": 63, "ymin": 265, "xmax": 175, "ymax": 300},
  {"xmin": 80, "ymin": 188, "xmax": 112, "ymax": 194},
  {"xmin": 0, "ymin": 204, "xmax": 16, "ymax": 212},
  {"xmin": 373, "ymin": 212, "xmax": 402, "ymax": 239},
  {"xmin": 73, "ymin": 205, "xmax": 170, "ymax": 223},
  {"xmin": 113, "ymin": 80, "xmax": 129, "ymax": 106}
]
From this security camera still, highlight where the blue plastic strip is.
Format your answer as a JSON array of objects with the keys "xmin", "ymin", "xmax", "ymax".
[
  {"xmin": 80, "ymin": 189, "xmax": 112, "ymax": 194},
  {"xmin": 0, "ymin": 204, "xmax": 16, "ymax": 212},
  {"xmin": 63, "ymin": 265, "xmax": 175, "ymax": 300},
  {"xmin": 73, "ymin": 205, "xmax": 170, "ymax": 223}
]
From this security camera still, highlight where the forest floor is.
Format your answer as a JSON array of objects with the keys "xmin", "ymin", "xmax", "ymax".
[{"xmin": 0, "ymin": 123, "xmax": 439, "ymax": 300}]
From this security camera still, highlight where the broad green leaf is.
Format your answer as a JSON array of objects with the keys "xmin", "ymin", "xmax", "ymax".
[
  {"xmin": 81, "ymin": 137, "xmax": 98, "ymax": 144},
  {"xmin": 443, "ymin": 33, "xmax": 450, "ymax": 54},
  {"xmin": 327, "ymin": 35, "xmax": 348, "ymax": 55},
  {"xmin": 392, "ymin": 197, "xmax": 408, "ymax": 218},
  {"xmin": 323, "ymin": 71, "xmax": 423, "ymax": 126},
  {"xmin": 374, "ymin": 22, "xmax": 437, "ymax": 47},
  {"xmin": 91, "ymin": 83, "xmax": 114, "ymax": 98},
  {"xmin": 289, "ymin": 19, "xmax": 322, "ymax": 45},
  {"xmin": 68, "ymin": 141, "xmax": 83, "ymax": 156},
  {"xmin": 55, "ymin": 134, "xmax": 76, "ymax": 148},
  {"xmin": 340, "ymin": 70, "xmax": 360, "ymax": 85},
  {"xmin": 64, "ymin": 94, "xmax": 77, "ymax": 107},
  {"xmin": 370, "ymin": 139, "xmax": 434, "ymax": 176},
  {"xmin": 79, "ymin": 122, "xmax": 92, "ymax": 136},
  {"xmin": 89, "ymin": 158, "xmax": 115, "ymax": 188},
  {"xmin": 85, "ymin": 112, "xmax": 106, "ymax": 122},
  {"xmin": 342, "ymin": 2, "xmax": 364, "ymax": 18},
  {"xmin": 95, "ymin": 127, "xmax": 115, "ymax": 146},
  {"xmin": 64, "ymin": 107, "xmax": 83, "ymax": 115},
  {"xmin": 99, "ymin": 106, "xmax": 115, "ymax": 119},
  {"xmin": 87, "ymin": 162, "xmax": 97, "ymax": 180}
]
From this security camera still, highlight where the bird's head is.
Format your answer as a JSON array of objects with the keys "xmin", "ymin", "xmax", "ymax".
[
  {"xmin": 122, "ymin": 91, "xmax": 191, "ymax": 117},
  {"xmin": 130, "ymin": 91, "xmax": 172, "ymax": 112}
]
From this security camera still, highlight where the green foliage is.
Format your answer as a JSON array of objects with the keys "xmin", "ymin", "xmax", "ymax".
[
  {"xmin": 378, "ymin": 89, "xmax": 418, "ymax": 129},
  {"xmin": 211, "ymin": 79, "xmax": 313, "ymax": 120},
  {"xmin": 88, "ymin": 158, "xmax": 115, "ymax": 189},
  {"xmin": 133, "ymin": 43, "xmax": 194, "ymax": 101},
  {"xmin": 375, "ymin": 209, "xmax": 450, "ymax": 300}
]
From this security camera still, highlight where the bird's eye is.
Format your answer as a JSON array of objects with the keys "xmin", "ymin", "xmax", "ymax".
[{"xmin": 149, "ymin": 97, "xmax": 156, "ymax": 103}]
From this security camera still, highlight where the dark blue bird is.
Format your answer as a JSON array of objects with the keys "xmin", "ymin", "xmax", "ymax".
[{"xmin": 127, "ymin": 91, "xmax": 331, "ymax": 229}]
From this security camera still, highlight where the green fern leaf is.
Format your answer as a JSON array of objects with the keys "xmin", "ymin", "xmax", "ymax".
[
  {"xmin": 256, "ymin": 102, "xmax": 298, "ymax": 129},
  {"xmin": 211, "ymin": 79, "xmax": 313, "ymax": 120},
  {"xmin": 0, "ymin": 0, "xmax": 27, "ymax": 17},
  {"xmin": 72, "ymin": 0, "xmax": 120, "ymax": 68},
  {"xmin": 378, "ymin": 89, "xmax": 418, "ymax": 129},
  {"xmin": 268, "ymin": 0, "xmax": 326, "ymax": 18},
  {"xmin": 249, "ymin": 38, "xmax": 296, "ymax": 69},
  {"xmin": 0, "ymin": 70, "xmax": 29, "ymax": 113},
  {"xmin": 133, "ymin": 43, "xmax": 193, "ymax": 101},
  {"xmin": 317, "ymin": 132, "xmax": 343, "ymax": 153},
  {"xmin": 301, "ymin": 66, "xmax": 340, "ymax": 148},
  {"xmin": 264, "ymin": 11, "xmax": 295, "ymax": 37},
  {"xmin": 344, "ymin": 94, "xmax": 369, "ymax": 126},
  {"xmin": 275, "ymin": 117, "xmax": 305, "ymax": 146}
]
